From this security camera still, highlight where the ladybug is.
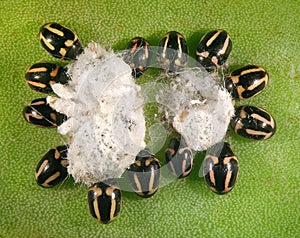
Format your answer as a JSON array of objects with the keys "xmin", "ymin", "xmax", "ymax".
[
  {"xmin": 123, "ymin": 37, "xmax": 152, "ymax": 78},
  {"xmin": 35, "ymin": 145, "xmax": 68, "ymax": 188},
  {"xmin": 23, "ymin": 98, "xmax": 67, "ymax": 128},
  {"xmin": 196, "ymin": 29, "xmax": 232, "ymax": 72},
  {"xmin": 39, "ymin": 22, "xmax": 83, "ymax": 60},
  {"xmin": 127, "ymin": 149, "xmax": 161, "ymax": 198},
  {"xmin": 25, "ymin": 62, "xmax": 70, "ymax": 93},
  {"xmin": 88, "ymin": 179, "xmax": 122, "ymax": 224},
  {"xmin": 203, "ymin": 142, "xmax": 239, "ymax": 195},
  {"xmin": 165, "ymin": 137, "xmax": 193, "ymax": 178},
  {"xmin": 225, "ymin": 65, "xmax": 269, "ymax": 100},
  {"xmin": 230, "ymin": 105, "xmax": 276, "ymax": 140},
  {"xmin": 157, "ymin": 31, "xmax": 188, "ymax": 75}
]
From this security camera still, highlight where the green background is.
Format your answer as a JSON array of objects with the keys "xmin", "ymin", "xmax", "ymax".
[{"xmin": 0, "ymin": 0, "xmax": 299, "ymax": 237}]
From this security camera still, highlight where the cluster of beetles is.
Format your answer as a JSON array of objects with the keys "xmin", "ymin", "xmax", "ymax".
[{"xmin": 23, "ymin": 22, "xmax": 276, "ymax": 223}]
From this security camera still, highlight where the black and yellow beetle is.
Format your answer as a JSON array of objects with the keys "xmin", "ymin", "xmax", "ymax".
[
  {"xmin": 23, "ymin": 98, "xmax": 67, "ymax": 128},
  {"xmin": 88, "ymin": 179, "xmax": 122, "ymax": 224},
  {"xmin": 196, "ymin": 29, "xmax": 232, "ymax": 72},
  {"xmin": 225, "ymin": 65, "xmax": 269, "ymax": 100},
  {"xmin": 203, "ymin": 142, "xmax": 239, "ymax": 195},
  {"xmin": 35, "ymin": 145, "xmax": 68, "ymax": 188},
  {"xmin": 165, "ymin": 137, "xmax": 193, "ymax": 178},
  {"xmin": 157, "ymin": 31, "xmax": 188, "ymax": 75},
  {"xmin": 123, "ymin": 37, "xmax": 152, "ymax": 78},
  {"xmin": 127, "ymin": 149, "xmax": 161, "ymax": 198},
  {"xmin": 39, "ymin": 22, "xmax": 83, "ymax": 60},
  {"xmin": 230, "ymin": 105, "xmax": 276, "ymax": 140},
  {"xmin": 25, "ymin": 62, "xmax": 70, "ymax": 93}
]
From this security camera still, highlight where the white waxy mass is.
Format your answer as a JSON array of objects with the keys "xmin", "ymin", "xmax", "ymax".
[{"xmin": 48, "ymin": 42, "xmax": 146, "ymax": 185}]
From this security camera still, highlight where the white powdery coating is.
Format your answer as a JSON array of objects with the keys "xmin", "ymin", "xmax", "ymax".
[
  {"xmin": 157, "ymin": 68, "xmax": 234, "ymax": 151},
  {"xmin": 48, "ymin": 42, "xmax": 146, "ymax": 185}
]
